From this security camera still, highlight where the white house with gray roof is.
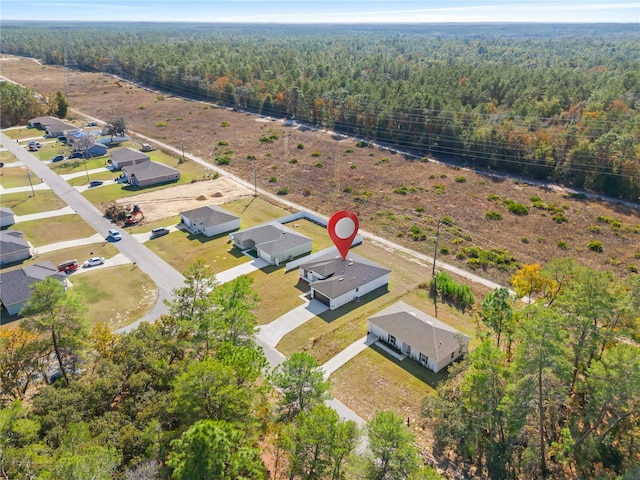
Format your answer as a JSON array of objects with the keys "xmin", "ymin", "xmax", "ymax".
[
  {"xmin": 123, "ymin": 161, "xmax": 180, "ymax": 188},
  {"xmin": 0, "ymin": 230, "xmax": 33, "ymax": 266},
  {"xmin": 0, "ymin": 207, "xmax": 16, "ymax": 228},
  {"xmin": 0, "ymin": 261, "xmax": 68, "ymax": 316},
  {"xmin": 230, "ymin": 222, "xmax": 312, "ymax": 266},
  {"xmin": 367, "ymin": 301, "xmax": 470, "ymax": 373},
  {"xmin": 299, "ymin": 252, "xmax": 390, "ymax": 310},
  {"xmin": 180, "ymin": 205, "xmax": 240, "ymax": 237},
  {"xmin": 109, "ymin": 148, "xmax": 150, "ymax": 170}
]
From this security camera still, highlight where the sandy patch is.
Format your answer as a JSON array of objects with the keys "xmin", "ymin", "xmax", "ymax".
[{"xmin": 115, "ymin": 177, "xmax": 253, "ymax": 222}]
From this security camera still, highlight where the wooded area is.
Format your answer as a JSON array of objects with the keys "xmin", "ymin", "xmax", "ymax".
[{"xmin": 1, "ymin": 22, "xmax": 639, "ymax": 200}]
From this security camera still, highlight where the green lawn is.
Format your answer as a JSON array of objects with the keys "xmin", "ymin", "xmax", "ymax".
[
  {"xmin": 329, "ymin": 345, "xmax": 447, "ymax": 422},
  {"xmin": 72, "ymin": 264, "xmax": 158, "ymax": 330},
  {"xmin": 219, "ymin": 197, "xmax": 289, "ymax": 228},
  {"xmin": 282, "ymin": 219, "xmax": 334, "ymax": 252},
  {"xmin": 0, "ymin": 150, "xmax": 19, "ymax": 163},
  {"xmin": 0, "ymin": 190, "xmax": 66, "ymax": 216},
  {"xmin": 144, "ymin": 228, "xmax": 249, "ymax": 275},
  {"xmin": 128, "ymin": 214, "xmax": 182, "ymax": 233},
  {"xmin": 0, "ymin": 166, "xmax": 42, "ymax": 189},
  {"xmin": 49, "ymin": 156, "xmax": 108, "ymax": 175},
  {"xmin": 67, "ymin": 171, "xmax": 118, "ymax": 187},
  {"xmin": 15, "ymin": 214, "xmax": 97, "ymax": 247},
  {"xmin": 247, "ymin": 266, "xmax": 307, "ymax": 325},
  {"xmin": 3, "ymin": 128, "xmax": 48, "ymax": 140}
]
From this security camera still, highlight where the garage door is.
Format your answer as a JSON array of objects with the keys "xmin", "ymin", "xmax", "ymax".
[{"xmin": 313, "ymin": 290, "xmax": 331, "ymax": 306}]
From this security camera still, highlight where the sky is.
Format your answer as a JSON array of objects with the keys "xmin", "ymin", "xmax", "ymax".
[{"xmin": 1, "ymin": 0, "xmax": 639, "ymax": 23}]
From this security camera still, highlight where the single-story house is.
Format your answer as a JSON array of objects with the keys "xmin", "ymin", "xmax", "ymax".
[
  {"xmin": 122, "ymin": 161, "xmax": 180, "ymax": 188},
  {"xmin": 0, "ymin": 207, "xmax": 16, "ymax": 228},
  {"xmin": 109, "ymin": 148, "xmax": 150, "ymax": 170},
  {"xmin": 230, "ymin": 222, "xmax": 312, "ymax": 265},
  {"xmin": 367, "ymin": 301, "xmax": 471, "ymax": 373},
  {"xmin": 299, "ymin": 252, "xmax": 390, "ymax": 310},
  {"xmin": 0, "ymin": 230, "xmax": 33, "ymax": 266},
  {"xmin": 0, "ymin": 261, "xmax": 68, "ymax": 316},
  {"xmin": 85, "ymin": 142, "xmax": 108, "ymax": 158},
  {"xmin": 28, "ymin": 116, "xmax": 76, "ymax": 137},
  {"xmin": 180, "ymin": 205, "xmax": 241, "ymax": 237}
]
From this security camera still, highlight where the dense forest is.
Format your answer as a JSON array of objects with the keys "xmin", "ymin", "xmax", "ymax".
[{"xmin": 1, "ymin": 22, "xmax": 639, "ymax": 200}]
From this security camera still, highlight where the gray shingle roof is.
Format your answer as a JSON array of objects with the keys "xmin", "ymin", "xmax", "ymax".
[
  {"xmin": 0, "ymin": 261, "xmax": 67, "ymax": 308},
  {"xmin": 304, "ymin": 253, "xmax": 390, "ymax": 299},
  {"xmin": 231, "ymin": 223, "xmax": 312, "ymax": 255},
  {"xmin": 110, "ymin": 148, "xmax": 149, "ymax": 164},
  {"xmin": 181, "ymin": 205, "xmax": 239, "ymax": 227},
  {"xmin": 0, "ymin": 207, "xmax": 15, "ymax": 219},
  {"xmin": 123, "ymin": 161, "xmax": 179, "ymax": 181},
  {"xmin": 368, "ymin": 301, "xmax": 470, "ymax": 362},
  {"xmin": 0, "ymin": 230, "xmax": 31, "ymax": 255}
]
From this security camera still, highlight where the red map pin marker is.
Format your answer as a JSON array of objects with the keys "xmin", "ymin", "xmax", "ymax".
[{"xmin": 328, "ymin": 210, "xmax": 359, "ymax": 260}]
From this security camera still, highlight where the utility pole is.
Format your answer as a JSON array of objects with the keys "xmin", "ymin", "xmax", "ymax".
[
  {"xmin": 253, "ymin": 159, "xmax": 257, "ymax": 197},
  {"xmin": 83, "ymin": 159, "xmax": 90, "ymax": 182},
  {"xmin": 432, "ymin": 219, "xmax": 441, "ymax": 277},
  {"xmin": 180, "ymin": 133, "xmax": 185, "ymax": 162},
  {"xmin": 27, "ymin": 170, "xmax": 35, "ymax": 197}
]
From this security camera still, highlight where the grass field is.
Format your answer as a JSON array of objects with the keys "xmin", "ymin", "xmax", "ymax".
[
  {"xmin": 247, "ymin": 266, "xmax": 308, "ymax": 325},
  {"xmin": 0, "ymin": 165, "xmax": 42, "ymax": 189},
  {"xmin": 0, "ymin": 149, "xmax": 19, "ymax": 164},
  {"xmin": 14, "ymin": 214, "xmax": 97, "ymax": 247},
  {"xmin": 218, "ymin": 196, "xmax": 290, "ymax": 228},
  {"xmin": 0, "ymin": 190, "xmax": 66, "ymax": 215}
]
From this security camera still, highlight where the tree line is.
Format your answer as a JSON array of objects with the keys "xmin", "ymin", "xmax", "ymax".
[
  {"xmin": 1, "ymin": 22, "xmax": 638, "ymax": 200},
  {"xmin": 423, "ymin": 258, "xmax": 640, "ymax": 479}
]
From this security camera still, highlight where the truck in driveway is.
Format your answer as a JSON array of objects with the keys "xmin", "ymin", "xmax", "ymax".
[{"xmin": 57, "ymin": 259, "xmax": 79, "ymax": 273}]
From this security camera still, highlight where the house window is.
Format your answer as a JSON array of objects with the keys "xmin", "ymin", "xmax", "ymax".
[
  {"xmin": 419, "ymin": 353, "xmax": 428, "ymax": 365},
  {"xmin": 405, "ymin": 344, "xmax": 411, "ymax": 355},
  {"xmin": 388, "ymin": 334, "xmax": 396, "ymax": 347}
]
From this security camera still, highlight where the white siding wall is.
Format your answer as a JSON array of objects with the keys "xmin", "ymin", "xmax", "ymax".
[
  {"xmin": 327, "ymin": 273, "xmax": 389, "ymax": 310},
  {"xmin": 203, "ymin": 219, "xmax": 241, "ymax": 237}
]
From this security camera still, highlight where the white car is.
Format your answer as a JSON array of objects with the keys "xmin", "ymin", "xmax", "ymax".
[
  {"xmin": 108, "ymin": 228, "xmax": 122, "ymax": 241},
  {"xmin": 83, "ymin": 257, "xmax": 105, "ymax": 268}
]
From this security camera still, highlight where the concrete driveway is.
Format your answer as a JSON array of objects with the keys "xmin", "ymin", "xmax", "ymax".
[{"xmin": 257, "ymin": 298, "xmax": 328, "ymax": 347}]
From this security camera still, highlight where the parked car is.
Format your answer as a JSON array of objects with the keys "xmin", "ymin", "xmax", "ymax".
[
  {"xmin": 151, "ymin": 227, "xmax": 170, "ymax": 238},
  {"xmin": 89, "ymin": 180, "xmax": 104, "ymax": 187},
  {"xmin": 83, "ymin": 256, "xmax": 105, "ymax": 268},
  {"xmin": 57, "ymin": 259, "xmax": 79, "ymax": 273},
  {"xmin": 108, "ymin": 228, "xmax": 122, "ymax": 241},
  {"xmin": 28, "ymin": 141, "xmax": 41, "ymax": 148},
  {"xmin": 51, "ymin": 155, "xmax": 65, "ymax": 162},
  {"xmin": 28, "ymin": 145, "xmax": 39, "ymax": 152}
]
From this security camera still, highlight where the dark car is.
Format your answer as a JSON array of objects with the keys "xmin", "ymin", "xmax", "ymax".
[
  {"xmin": 28, "ymin": 141, "xmax": 41, "ymax": 148},
  {"xmin": 28, "ymin": 145, "xmax": 39, "ymax": 152},
  {"xmin": 151, "ymin": 227, "xmax": 170, "ymax": 238},
  {"xmin": 89, "ymin": 180, "xmax": 104, "ymax": 187},
  {"xmin": 51, "ymin": 155, "xmax": 65, "ymax": 162}
]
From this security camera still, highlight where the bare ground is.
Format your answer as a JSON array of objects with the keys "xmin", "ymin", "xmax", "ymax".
[{"xmin": 3, "ymin": 55, "xmax": 639, "ymax": 285}]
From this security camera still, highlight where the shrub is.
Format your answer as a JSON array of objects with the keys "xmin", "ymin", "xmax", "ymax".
[
  {"xmin": 344, "ymin": 149, "xmax": 354, "ymax": 154},
  {"xmin": 314, "ymin": 162, "xmax": 324, "ymax": 168},
  {"xmin": 311, "ymin": 151, "xmax": 322, "ymax": 157},
  {"xmin": 557, "ymin": 241, "xmax": 568, "ymax": 250},
  {"xmin": 215, "ymin": 156, "xmax": 230, "ymax": 165},
  {"xmin": 217, "ymin": 140, "xmax": 229, "ymax": 146},
  {"xmin": 393, "ymin": 186, "xmax": 409, "ymax": 195},
  {"xmin": 342, "ymin": 187, "xmax": 352, "ymax": 193},
  {"xmin": 597, "ymin": 215, "xmax": 622, "ymax": 229},
  {"xmin": 455, "ymin": 176, "xmax": 467, "ymax": 183},
  {"xmin": 506, "ymin": 202, "xmax": 529, "ymax": 216},
  {"xmin": 288, "ymin": 158, "xmax": 298, "ymax": 164},
  {"xmin": 297, "ymin": 143, "xmax": 305, "ymax": 150},
  {"xmin": 350, "ymin": 164, "xmax": 357, "ymax": 170},
  {"xmin": 552, "ymin": 213, "xmax": 568, "ymax": 223},
  {"xmin": 589, "ymin": 225, "xmax": 601, "ymax": 233},
  {"xmin": 259, "ymin": 136, "xmax": 273, "ymax": 143},
  {"xmin": 220, "ymin": 121, "xmax": 230, "ymax": 127},
  {"xmin": 487, "ymin": 193, "xmax": 500, "ymax": 202},
  {"xmin": 276, "ymin": 187, "xmax": 289, "ymax": 195},
  {"xmin": 246, "ymin": 155, "xmax": 256, "ymax": 160},
  {"xmin": 138, "ymin": 105, "xmax": 146, "ymax": 110},
  {"xmin": 530, "ymin": 196, "xmax": 542, "ymax": 203},
  {"xmin": 521, "ymin": 237, "xmax": 529, "ymax": 244},
  {"xmin": 415, "ymin": 206, "xmax": 424, "ymax": 213},
  {"xmin": 588, "ymin": 240, "xmax": 603, "ymax": 252},
  {"xmin": 485, "ymin": 211, "xmax": 502, "ymax": 220},
  {"xmin": 628, "ymin": 264, "xmax": 638, "ymax": 273},
  {"xmin": 441, "ymin": 216, "xmax": 454, "ymax": 226},
  {"xmin": 155, "ymin": 121, "xmax": 167, "ymax": 128},
  {"xmin": 356, "ymin": 141, "xmax": 368, "ymax": 148},
  {"xmin": 269, "ymin": 177, "xmax": 277, "ymax": 183},
  {"xmin": 440, "ymin": 247, "xmax": 450, "ymax": 255},
  {"xmin": 433, "ymin": 184, "xmax": 446, "ymax": 195},
  {"xmin": 428, "ymin": 271, "xmax": 475, "ymax": 311}
]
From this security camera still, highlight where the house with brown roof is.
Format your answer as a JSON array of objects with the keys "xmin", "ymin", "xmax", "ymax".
[
  {"xmin": 230, "ymin": 222, "xmax": 312, "ymax": 265},
  {"xmin": 367, "ymin": 301, "xmax": 470, "ymax": 372},
  {"xmin": 180, "ymin": 205, "xmax": 241, "ymax": 237},
  {"xmin": 299, "ymin": 251, "xmax": 390, "ymax": 310},
  {"xmin": 0, "ymin": 261, "xmax": 68, "ymax": 316},
  {"xmin": 0, "ymin": 230, "xmax": 33, "ymax": 266}
]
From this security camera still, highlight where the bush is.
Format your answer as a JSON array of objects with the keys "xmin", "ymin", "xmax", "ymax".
[
  {"xmin": 311, "ymin": 151, "xmax": 322, "ymax": 157},
  {"xmin": 557, "ymin": 241, "xmax": 568, "ymax": 250},
  {"xmin": 297, "ymin": 143, "xmax": 305, "ymax": 150},
  {"xmin": 428, "ymin": 271, "xmax": 475, "ymax": 310},
  {"xmin": 344, "ymin": 149, "xmax": 354, "ymax": 153},
  {"xmin": 288, "ymin": 158, "xmax": 298, "ymax": 164},
  {"xmin": 217, "ymin": 140, "xmax": 229, "ymax": 146},
  {"xmin": 155, "ymin": 121, "xmax": 167, "ymax": 128},
  {"xmin": 455, "ymin": 176, "xmax": 467, "ymax": 183},
  {"xmin": 276, "ymin": 187, "xmax": 289, "ymax": 195},
  {"xmin": 487, "ymin": 193, "xmax": 500, "ymax": 202},
  {"xmin": 628, "ymin": 264, "xmax": 638, "ymax": 273},
  {"xmin": 588, "ymin": 240, "xmax": 603, "ymax": 252},
  {"xmin": 216, "ymin": 156, "xmax": 230, "ymax": 165},
  {"xmin": 485, "ymin": 211, "xmax": 502, "ymax": 220},
  {"xmin": 246, "ymin": 154, "xmax": 256, "ymax": 160},
  {"xmin": 342, "ymin": 186, "xmax": 352, "ymax": 193},
  {"xmin": 269, "ymin": 177, "xmax": 277, "ymax": 183},
  {"xmin": 393, "ymin": 186, "xmax": 409, "ymax": 195},
  {"xmin": 220, "ymin": 121, "xmax": 230, "ymax": 127},
  {"xmin": 314, "ymin": 162, "xmax": 324, "ymax": 168},
  {"xmin": 506, "ymin": 202, "xmax": 529, "ymax": 216},
  {"xmin": 552, "ymin": 213, "xmax": 568, "ymax": 223},
  {"xmin": 356, "ymin": 141, "xmax": 368, "ymax": 148},
  {"xmin": 350, "ymin": 164, "xmax": 357, "ymax": 169}
]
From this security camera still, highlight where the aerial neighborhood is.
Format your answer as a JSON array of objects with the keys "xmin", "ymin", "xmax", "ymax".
[{"xmin": 1, "ymin": 19, "xmax": 638, "ymax": 479}]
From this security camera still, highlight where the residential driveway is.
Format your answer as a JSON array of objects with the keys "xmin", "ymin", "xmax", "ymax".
[
  {"xmin": 215, "ymin": 256, "xmax": 269, "ymax": 284},
  {"xmin": 36, "ymin": 232, "xmax": 106, "ymax": 254},
  {"xmin": 14, "ymin": 206, "xmax": 75, "ymax": 223},
  {"xmin": 70, "ymin": 253, "xmax": 131, "ymax": 275},
  {"xmin": 257, "ymin": 298, "xmax": 328, "ymax": 347},
  {"xmin": 321, "ymin": 333, "xmax": 377, "ymax": 379},
  {"xmin": 0, "ymin": 183, "xmax": 50, "ymax": 194}
]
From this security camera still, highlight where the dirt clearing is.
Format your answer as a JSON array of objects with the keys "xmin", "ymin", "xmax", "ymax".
[{"xmin": 115, "ymin": 177, "xmax": 253, "ymax": 222}]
